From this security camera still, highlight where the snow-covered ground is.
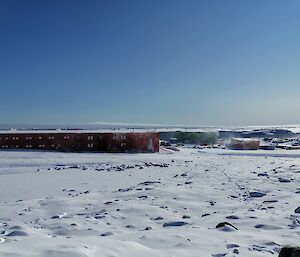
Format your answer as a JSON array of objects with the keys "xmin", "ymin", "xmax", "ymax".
[{"xmin": 0, "ymin": 148, "xmax": 299, "ymax": 257}]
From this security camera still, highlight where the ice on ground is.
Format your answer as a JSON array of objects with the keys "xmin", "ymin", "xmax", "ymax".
[{"xmin": 0, "ymin": 148, "xmax": 299, "ymax": 256}]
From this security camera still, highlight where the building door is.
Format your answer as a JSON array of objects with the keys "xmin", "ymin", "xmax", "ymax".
[
  {"xmin": 76, "ymin": 134, "xmax": 82, "ymax": 152},
  {"xmin": 65, "ymin": 141, "xmax": 70, "ymax": 151},
  {"xmin": 147, "ymin": 138, "xmax": 154, "ymax": 152}
]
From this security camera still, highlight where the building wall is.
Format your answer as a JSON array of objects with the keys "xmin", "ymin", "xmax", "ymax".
[
  {"xmin": 226, "ymin": 138, "xmax": 260, "ymax": 150},
  {"xmin": 0, "ymin": 132, "xmax": 159, "ymax": 153}
]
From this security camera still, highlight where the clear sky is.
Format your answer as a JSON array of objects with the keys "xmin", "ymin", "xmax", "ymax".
[{"xmin": 1, "ymin": 0, "xmax": 299, "ymax": 126}]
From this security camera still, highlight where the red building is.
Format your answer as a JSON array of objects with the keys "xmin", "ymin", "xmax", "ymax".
[{"xmin": 0, "ymin": 131, "xmax": 159, "ymax": 153}]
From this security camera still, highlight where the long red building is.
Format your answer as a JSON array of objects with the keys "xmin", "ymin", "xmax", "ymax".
[{"xmin": 0, "ymin": 131, "xmax": 159, "ymax": 153}]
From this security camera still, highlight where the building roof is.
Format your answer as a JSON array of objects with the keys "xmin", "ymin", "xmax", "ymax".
[{"xmin": 0, "ymin": 129, "xmax": 158, "ymax": 135}]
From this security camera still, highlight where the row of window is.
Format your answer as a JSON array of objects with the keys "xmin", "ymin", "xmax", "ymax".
[
  {"xmin": 1, "ymin": 143, "xmax": 101, "ymax": 149},
  {"xmin": 112, "ymin": 135, "xmax": 127, "ymax": 140},
  {"xmin": 0, "ymin": 135, "xmax": 102, "ymax": 140},
  {"xmin": 0, "ymin": 135, "xmax": 128, "ymax": 141},
  {"xmin": 1, "ymin": 135, "xmax": 129, "ymax": 147},
  {"xmin": 0, "ymin": 136, "xmax": 62, "ymax": 140}
]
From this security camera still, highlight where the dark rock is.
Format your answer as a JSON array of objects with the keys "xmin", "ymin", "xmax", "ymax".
[
  {"xmin": 138, "ymin": 195, "xmax": 148, "ymax": 199},
  {"xmin": 258, "ymin": 173, "xmax": 269, "ymax": 177},
  {"xmin": 216, "ymin": 222, "xmax": 238, "ymax": 231},
  {"xmin": 118, "ymin": 187, "xmax": 132, "ymax": 192},
  {"xmin": 94, "ymin": 216, "xmax": 105, "ymax": 219},
  {"xmin": 163, "ymin": 221, "xmax": 188, "ymax": 227},
  {"xmin": 294, "ymin": 207, "xmax": 300, "ymax": 214},
  {"xmin": 233, "ymin": 249, "xmax": 239, "ymax": 254},
  {"xmin": 263, "ymin": 200, "xmax": 278, "ymax": 203},
  {"xmin": 100, "ymin": 231, "xmax": 113, "ymax": 237},
  {"xmin": 250, "ymin": 191, "xmax": 266, "ymax": 198},
  {"xmin": 139, "ymin": 181, "xmax": 160, "ymax": 186},
  {"xmin": 226, "ymin": 244, "xmax": 239, "ymax": 249},
  {"xmin": 144, "ymin": 226, "xmax": 152, "ymax": 231},
  {"xmin": 7, "ymin": 230, "xmax": 28, "ymax": 237},
  {"xmin": 254, "ymin": 224, "xmax": 281, "ymax": 230},
  {"xmin": 279, "ymin": 246, "xmax": 300, "ymax": 257},
  {"xmin": 226, "ymin": 215, "xmax": 239, "ymax": 220},
  {"xmin": 278, "ymin": 178, "xmax": 291, "ymax": 183}
]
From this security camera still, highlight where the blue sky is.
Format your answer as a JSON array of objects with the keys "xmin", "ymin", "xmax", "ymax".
[{"xmin": 0, "ymin": 0, "xmax": 299, "ymax": 126}]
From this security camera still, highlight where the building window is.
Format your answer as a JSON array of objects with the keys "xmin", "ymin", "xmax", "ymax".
[
  {"xmin": 88, "ymin": 136, "xmax": 93, "ymax": 140},
  {"xmin": 99, "ymin": 135, "xmax": 102, "ymax": 140},
  {"xmin": 26, "ymin": 137, "xmax": 32, "ymax": 140},
  {"xmin": 64, "ymin": 136, "xmax": 70, "ymax": 140},
  {"xmin": 88, "ymin": 143, "xmax": 94, "ymax": 148},
  {"xmin": 51, "ymin": 144, "xmax": 55, "ymax": 147},
  {"xmin": 16, "ymin": 137, "xmax": 19, "ymax": 140},
  {"xmin": 121, "ymin": 142, "xmax": 126, "ymax": 147},
  {"xmin": 49, "ymin": 136, "xmax": 55, "ymax": 140},
  {"xmin": 5, "ymin": 137, "xmax": 8, "ymax": 140},
  {"xmin": 38, "ymin": 136, "xmax": 42, "ymax": 140}
]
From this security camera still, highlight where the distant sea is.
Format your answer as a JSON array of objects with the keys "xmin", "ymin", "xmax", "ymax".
[{"xmin": 0, "ymin": 123, "xmax": 299, "ymax": 133}]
